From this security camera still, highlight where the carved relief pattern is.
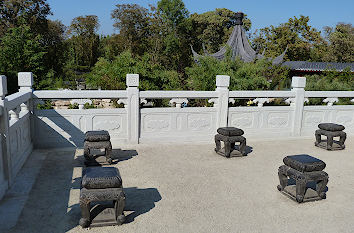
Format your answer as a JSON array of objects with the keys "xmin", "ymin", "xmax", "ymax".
[
  {"xmin": 146, "ymin": 120, "xmax": 169, "ymax": 131},
  {"xmin": 336, "ymin": 114, "xmax": 353, "ymax": 125},
  {"xmin": 231, "ymin": 113, "xmax": 253, "ymax": 128},
  {"xmin": 93, "ymin": 116, "xmax": 121, "ymax": 132},
  {"xmin": 304, "ymin": 112, "xmax": 324, "ymax": 126},
  {"xmin": 268, "ymin": 117, "xmax": 288, "ymax": 127},
  {"xmin": 188, "ymin": 118, "xmax": 211, "ymax": 130}
]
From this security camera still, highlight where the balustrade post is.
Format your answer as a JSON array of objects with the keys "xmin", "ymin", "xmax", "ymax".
[
  {"xmin": 18, "ymin": 72, "xmax": 34, "ymax": 145},
  {"xmin": 0, "ymin": 75, "xmax": 10, "ymax": 197},
  {"xmin": 215, "ymin": 75, "xmax": 230, "ymax": 128},
  {"xmin": 126, "ymin": 74, "xmax": 140, "ymax": 144},
  {"xmin": 291, "ymin": 76, "xmax": 306, "ymax": 136}
]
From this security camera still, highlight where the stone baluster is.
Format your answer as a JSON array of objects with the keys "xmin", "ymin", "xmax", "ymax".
[
  {"xmin": 285, "ymin": 97, "xmax": 309, "ymax": 106},
  {"xmin": 9, "ymin": 107, "xmax": 19, "ymax": 124},
  {"xmin": 323, "ymin": 97, "xmax": 339, "ymax": 106},
  {"xmin": 70, "ymin": 99, "xmax": 92, "ymax": 110},
  {"xmin": 117, "ymin": 99, "xmax": 128, "ymax": 108},
  {"xmin": 169, "ymin": 98, "xmax": 188, "ymax": 108},
  {"xmin": 208, "ymin": 98, "xmax": 218, "ymax": 107},
  {"xmin": 228, "ymin": 98, "xmax": 235, "ymax": 105},
  {"xmin": 253, "ymin": 98, "xmax": 270, "ymax": 107},
  {"xmin": 20, "ymin": 102, "xmax": 29, "ymax": 114}
]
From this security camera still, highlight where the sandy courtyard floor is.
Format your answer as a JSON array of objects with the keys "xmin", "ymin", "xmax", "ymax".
[{"xmin": 1, "ymin": 137, "xmax": 354, "ymax": 233}]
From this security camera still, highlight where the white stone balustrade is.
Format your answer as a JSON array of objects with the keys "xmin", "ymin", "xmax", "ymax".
[
  {"xmin": 169, "ymin": 98, "xmax": 188, "ymax": 108},
  {"xmin": 2, "ymin": 72, "xmax": 354, "ymax": 202},
  {"xmin": 323, "ymin": 97, "xmax": 339, "ymax": 106},
  {"xmin": 70, "ymin": 99, "xmax": 92, "ymax": 110}
]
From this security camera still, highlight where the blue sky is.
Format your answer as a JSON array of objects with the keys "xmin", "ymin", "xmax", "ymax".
[{"xmin": 47, "ymin": 0, "xmax": 354, "ymax": 35}]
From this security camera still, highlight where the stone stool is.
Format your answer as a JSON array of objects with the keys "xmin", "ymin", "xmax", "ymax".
[
  {"xmin": 79, "ymin": 167, "xmax": 125, "ymax": 228},
  {"xmin": 84, "ymin": 130, "xmax": 113, "ymax": 165},
  {"xmin": 215, "ymin": 127, "xmax": 247, "ymax": 157},
  {"xmin": 315, "ymin": 123, "xmax": 346, "ymax": 150},
  {"xmin": 277, "ymin": 154, "xmax": 328, "ymax": 203}
]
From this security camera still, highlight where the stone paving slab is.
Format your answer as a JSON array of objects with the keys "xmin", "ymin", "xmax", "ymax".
[{"xmin": 1, "ymin": 137, "xmax": 354, "ymax": 233}]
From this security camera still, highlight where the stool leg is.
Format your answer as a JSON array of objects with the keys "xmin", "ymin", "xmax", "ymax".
[
  {"xmin": 339, "ymin": 133, "xmax": 346, "ymax": 149},
  {"xmin": 326, "ymin": 135, "xmax": 334, "ymax": 150},
  {"xmin": 215, "ymin": 138, "xmax": 221, "ymax": 153},
  {"xmin": 79, "ymin": 200, "xmax": 91, "ymax": 228},
  {"xmin": 277, "ymin": 168, "xmax": 288, "ymax": 191},
  {"xmin": 315, "ymin": 133, "xmax": 321, "ymax": 146},
  {"xmin": 295, "ymin": 178, "xmax": 306, "ymax": 203},
  {"xmin": 224, "ymin": 142, "xmax": 232, "ymax": 158},
  {"xmin": 106, "ymin": 142, "xmax": 113, "ymax": 164},
  {"xmin": 84, "ymin": 144, "xmax": 90, "ymax": 161},
  {"xmin": 316, "ymin": 176, "xmax": 328, "ymax": 199},
  {"xmin": 115, "ymin": 192, "xmax": 126, "ymax": 225},
  {"xmin": 239, "ymin": 138, "xmax": 247, "ymax": 156}
]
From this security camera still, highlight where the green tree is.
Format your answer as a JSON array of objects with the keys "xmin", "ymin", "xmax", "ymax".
[
  {"xmin": 67, "ymin": 15, "xmax": 100, "ymax": 68},
  {"xmin": 252, "ymin": 15, "xmax": 325, "ymax": 61},
  {"xmin": 0, "ymin": 24, "xmax": 46, "ymax": 92},
  {"xmin": 323, "ymin": 23, "xmax": 354, "ymax": 63},
  {"xmin": 0, "ymin": 0, "xmax": 51, "ymax": 36},
  {"xmin": 87, "ymin": 51, "xmax": 182, "ymax": 91},
  {"xmin": 185, "ymin": 53, "xmax": 288, "ymax": 91},
  {"xmin": 111, "ymin": 4, "xmax": 149, "ymax": 55}
]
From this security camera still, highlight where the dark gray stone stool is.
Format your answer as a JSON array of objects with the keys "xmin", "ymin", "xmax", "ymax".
[
  {"xmin": 79, "ymin": 167, "xmax": 125, "ymax": 228},
  {"xmin": 215, "ymin": 127, "xmax": 247, "ymax": 157},
  {"xmin": 277, "ymin": 154, "xmax": 328, "ymax": 203},
  {"xmin": 84, "ymin": 130, "xmax": 113, "ymax": 165},
  {"xmin": 315, "ymin": 123, "xmax": 346, "ymax": 150}
]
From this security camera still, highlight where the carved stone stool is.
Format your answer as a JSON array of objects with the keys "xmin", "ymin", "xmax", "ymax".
[
  {"xmin": 277, "ymin": 154, "xmax": 328, "ymax": 203},
  {"xmin": 84, "ymin": 130, "xmax": 113, "ymax": 165},
  {"xmin": 215, "ymin": 127, "xmax": 247, "ymax": 157},
  {"xmin": 79, "ymin": 167, "xmax": 125, "ymax": 228},
  {"xmin": 315, "ymin": 123, "xmax": 346, "ymax": 150}
]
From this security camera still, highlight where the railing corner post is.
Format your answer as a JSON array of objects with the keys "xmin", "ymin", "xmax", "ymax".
[
  {"xmin": 215, "ymin": 75, "xmax": 230, "ymax": 128},
  {"xmin": 18, "ymin": 72, "xmax": 34, "ymax": 92},
  {"xmin": 291, "ymin": 76, "xmax": 306, "ymax": 136},
  {"xmin": 126, "ymin": 74, "xmax": 140, "ymax": 144}
]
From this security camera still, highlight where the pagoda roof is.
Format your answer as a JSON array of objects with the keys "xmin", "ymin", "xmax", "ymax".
[{"xmin": 191, "ymin": 12, "xmax": 287, "ymax": 65}]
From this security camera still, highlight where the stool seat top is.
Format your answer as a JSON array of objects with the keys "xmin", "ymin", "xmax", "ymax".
[
  {"xmin": 283, "ymin": 154, "xmax": 326, "ymax": 172},
  {"xmin": 85, "ymin": 130, "xmax": 110, "ymax": 142},
  {"xmin": 82, "ymin": 167, "xmax": 122, "ymax": 189},
  {"xmin": 217, "ymin": 127, "xmax": 244, "ymax": 136},
  {"xmin": 318, "ymin": 123, "xmax": 345, "ymax": 132}
]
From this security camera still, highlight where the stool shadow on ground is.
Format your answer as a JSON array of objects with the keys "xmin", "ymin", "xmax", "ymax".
[
  {"xmin": 123, "ymin": 187, "xmax": 162, "ymax": 223},
  {"xmin": 112, "ymin": 149, "xmax": 138, "ymax": 162}
]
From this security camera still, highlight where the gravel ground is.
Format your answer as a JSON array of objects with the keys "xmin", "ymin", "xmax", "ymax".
[{"xmin": 2, "ymin": 137, "xmax": 354, "ymax": 233}]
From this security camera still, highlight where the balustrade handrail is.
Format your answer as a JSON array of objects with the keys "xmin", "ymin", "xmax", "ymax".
[
  {"xmin": 140, "ymin": 90, "xmax": 218, "ymax": 99},
  {"xmin": 5, "ymin": 91, "xmax": 31, "ymax": 110},
  {"xmin": 33, "ymin": 90, "xmax": 127, "ymax": 99},
  {"xmin": 304, "ymin": 91, "xmax": 354, "ymax": 98},
  {"xmin": 229, "ymin": 90, "xmax": 295, "ymax": 98}
]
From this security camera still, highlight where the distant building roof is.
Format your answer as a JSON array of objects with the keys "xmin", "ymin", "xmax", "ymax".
[
  {"xmin": 282, "ymin": 61, "xmax": 354, "ymax": 72},
  {"xmin": 191, "ymin": 12, "xmax": 287, "ymax": 65}
]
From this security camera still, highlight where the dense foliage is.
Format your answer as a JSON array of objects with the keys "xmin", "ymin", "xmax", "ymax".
[{"xmin": 0, "ymin": 0, "xmax": 352, "ymax": 94}]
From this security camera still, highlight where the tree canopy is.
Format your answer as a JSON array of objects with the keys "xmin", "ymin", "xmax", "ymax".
[{"xmin": 0, "ymin": 0, "xmax": 352, "ymax": 95}]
